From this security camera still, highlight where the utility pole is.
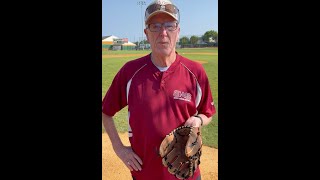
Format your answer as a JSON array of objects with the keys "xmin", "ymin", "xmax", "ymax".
[{"xmin": 137, "ymin": 1, "xmax": 146, "ymax": 50}]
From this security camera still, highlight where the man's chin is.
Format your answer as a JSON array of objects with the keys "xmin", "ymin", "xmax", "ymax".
[{"xmin": 155, "ymin": 46, "xmax": 174, "ymax": 55}]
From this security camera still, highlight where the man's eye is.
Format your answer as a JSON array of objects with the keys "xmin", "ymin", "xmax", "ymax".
[{"xmin": 166, "ymin": 23, "xmax": 175, "ymax": 27}]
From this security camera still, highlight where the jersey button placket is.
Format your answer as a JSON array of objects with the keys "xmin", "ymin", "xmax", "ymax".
[
  {"xmin": 161, "ymin": 80, "xmax": 165, "ymax": 87},
  {"xmin": 161, "ymin": 71, "xmax": 171, "ymax": 89}
]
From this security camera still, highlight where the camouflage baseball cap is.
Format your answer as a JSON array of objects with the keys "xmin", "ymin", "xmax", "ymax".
[{"xmin": 145, "ymin": 0, "xmax": 180, "ymax": 25}]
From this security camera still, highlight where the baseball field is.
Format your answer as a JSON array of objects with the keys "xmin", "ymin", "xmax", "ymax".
[{"xmin": 102, "ymin": 47, "xmax": 218, "ymax": 179}]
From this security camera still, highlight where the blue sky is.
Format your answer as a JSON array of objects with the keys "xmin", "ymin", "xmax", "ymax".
[{"xmin": 102, "ymin": 0, "xmax": 218, "ymax": 42}]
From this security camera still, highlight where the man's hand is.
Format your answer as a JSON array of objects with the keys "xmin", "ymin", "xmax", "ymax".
[
  {"xmin": 115, "ymin": 145, "xmax": 143, "ymax": 171},
  {"xmin": 184, "ymin": 116, "xmax": 202, "ymax": 127},
  {"xmin": 102, "ymin": 113, "xmax": 143, "ymax": 172}
]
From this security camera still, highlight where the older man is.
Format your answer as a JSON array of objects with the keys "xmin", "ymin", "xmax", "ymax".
[{"xmin": 102, "ymin": 0, "xmax": 216, "ymax": 179}]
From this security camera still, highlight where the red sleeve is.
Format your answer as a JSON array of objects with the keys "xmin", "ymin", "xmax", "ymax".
[{"xmin": 102, "ymin": 66, "xmax": 128, "ymax": 116}]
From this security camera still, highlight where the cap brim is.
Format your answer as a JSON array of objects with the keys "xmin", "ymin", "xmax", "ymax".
[{"xmin": 145, "ymin": 10, "xmax": 178, "ymax": 25}]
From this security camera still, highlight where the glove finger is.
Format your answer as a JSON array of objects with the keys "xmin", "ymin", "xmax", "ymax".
[
  {"xmin": 159, "ymin": 133, "xmax": 175, "ymax": 157},
  {"xmin": 162, "ymin": 147, "xmax": 178, "ymax": 167},
  {"xmin": 171, "ymin": 157, "xmax": 188, "ymax": 168},
  {"xmin": 186, "ymin": 128, "xmax": 202, "ymax": 157},
  {"xmin": 175, "ymin": 162, "xmax": 191, "ymax": 179},
  {"xmin": 168, "ymin": 155, "xmax": 188, "ymax": 175}
]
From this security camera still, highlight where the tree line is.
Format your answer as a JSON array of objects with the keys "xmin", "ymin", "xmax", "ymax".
[
  {"xmin": 179, "ymin": 30, "xmax": 218, "ymax": 48},
  {"xmin": 135, "ymin": 30, "xmax": 218, "ymax": 48}
]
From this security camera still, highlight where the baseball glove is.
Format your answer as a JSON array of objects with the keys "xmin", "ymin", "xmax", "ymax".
[{"xmin": 159, "ymin": 126, "xmax": 202, "ymax": 179}]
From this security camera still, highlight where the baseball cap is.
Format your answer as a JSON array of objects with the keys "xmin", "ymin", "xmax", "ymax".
[{"xmin": 145, "ymin": 0, "xmax": 180, "ymax": 25}]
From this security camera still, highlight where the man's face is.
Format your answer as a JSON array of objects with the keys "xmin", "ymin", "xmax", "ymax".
[{"xmin": 144, "ymin": 13, "xmax": 180, "ymax": 56}]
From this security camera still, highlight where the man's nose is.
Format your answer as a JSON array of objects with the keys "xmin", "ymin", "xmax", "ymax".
[{"xmin": 159, "ymin": 26, "xmax": 168, "ymax": 36}]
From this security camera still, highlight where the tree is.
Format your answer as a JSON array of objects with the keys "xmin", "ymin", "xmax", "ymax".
[
  {"xmin": 179, "ymin": 36, "xmax": 190, "ymax": 47},
  {"xmin": 190, "ymin": 36, "xmax": 199, "ymax": 47},
  {"xmin": 202, "ymin": 30, "xmax": 218, "ymax": 43},
  {"xmin": 139, "ymin": 39, "xmax": 148, "ymax": 45}
]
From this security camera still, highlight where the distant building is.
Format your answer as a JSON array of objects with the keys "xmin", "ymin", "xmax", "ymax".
[
  {"xmin": 102, "ymin": 35, "xmax": 118, "ymax": 49},
  {"xmin": 122, "ymin": 42, "xmax": 137, "ymax": 50},
  {"xmin": 102, "ymin": 35, "xmax": 136, "ymax": 50}
]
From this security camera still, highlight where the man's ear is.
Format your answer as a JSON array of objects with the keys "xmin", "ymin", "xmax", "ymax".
[
  {"xmin": 144, "ymin": 29, "xmax": 149, "ymax": 43},
  {"xmin": 176, "ymin": 27, "xmax": 180, "ymax": 42}
]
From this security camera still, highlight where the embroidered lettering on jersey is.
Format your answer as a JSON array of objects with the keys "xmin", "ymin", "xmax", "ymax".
[{"xmin": 173, "ymin": 90, "xmax": 192, "ymax": 102}]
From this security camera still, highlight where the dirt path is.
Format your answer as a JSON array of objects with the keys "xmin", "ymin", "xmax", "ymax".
[{"xmin": 102, "ymin": 133, "xmax": 218, "ymax": 180}]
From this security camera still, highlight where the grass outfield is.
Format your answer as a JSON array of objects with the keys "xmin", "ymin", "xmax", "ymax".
[{"xmin": 102, "ymin": 47, "xmax": 218, "ymax": 148}]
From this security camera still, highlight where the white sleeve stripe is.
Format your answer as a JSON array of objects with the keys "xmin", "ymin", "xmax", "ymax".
[
  {"xmin": 126, "ymin": 64, "xmax": 147, "ymax": 104},
  {"xmin": 180, "ymin": 62, "xmax": 202, "ymax": 108},
  {"xmin": 126, "ymin": 64, "xmax": 147, "ymax": 138},
  {"xmin": 128, "ymin": 111, "xmax": 133, "ymax": 137},
  {"xmin": 196, "ymin": 82, "xmax": 202, "ymax": 107},
  {"xmin": 126, "ymin": 80, "xmax": 132, "ymax": 104}
]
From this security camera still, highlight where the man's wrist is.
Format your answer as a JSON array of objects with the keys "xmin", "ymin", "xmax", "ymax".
[{"xmin": 193, "ymin": 115, "xmax": 203, "ymax": 126}]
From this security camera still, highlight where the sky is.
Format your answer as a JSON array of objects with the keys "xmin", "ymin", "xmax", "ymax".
[{"xmin": 102, "ymin": 0, "xmax": 218, "ymax": 43}]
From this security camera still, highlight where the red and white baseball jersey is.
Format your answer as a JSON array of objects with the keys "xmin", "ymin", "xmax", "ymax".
[{"xmin": 102, "ymin": 53, "xmax": 216, "ymax": 180}]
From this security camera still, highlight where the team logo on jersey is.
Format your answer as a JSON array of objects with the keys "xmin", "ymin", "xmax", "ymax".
[{"xmin": 173, "ymin": 90, "xmax": 192, "ymax": 102}]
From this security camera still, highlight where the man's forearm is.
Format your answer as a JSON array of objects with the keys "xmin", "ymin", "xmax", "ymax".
[
  {"xmin": 102, "ymin": 113, "xmax": 143, "ymax": 171},
  {"xmin": 102, "ymin": 113, "xmax": 124, "ymax": 150},
  {"xmin": 197, "ymin": 114, "xmax": 212, "ymax": 126}
]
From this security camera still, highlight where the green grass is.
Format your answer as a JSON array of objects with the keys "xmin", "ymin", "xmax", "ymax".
[{"xmin": 102, "ymin": 47, "xmax": 218, "ymax": 148}]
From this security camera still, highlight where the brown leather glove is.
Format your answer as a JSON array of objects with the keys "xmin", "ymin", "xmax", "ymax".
[{"xmin": 159, "ymin": 126, "xmax": 202, "ymax": 179}]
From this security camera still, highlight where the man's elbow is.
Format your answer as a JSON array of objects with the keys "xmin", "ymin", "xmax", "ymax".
[{"xmin": 102, "ymin": 113, "xmax": 113, "ymax": 122}]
